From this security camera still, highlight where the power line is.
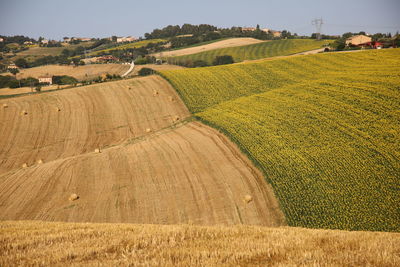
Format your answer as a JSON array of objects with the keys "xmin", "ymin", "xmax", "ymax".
[{"xmin": 312, "ymin": 18, "xmax": 323, "ymax": 40}]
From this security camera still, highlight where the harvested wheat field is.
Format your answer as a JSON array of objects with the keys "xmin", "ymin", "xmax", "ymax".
[
  {"xmin": 0, "ymin": 121, "xmax": 284, "ymax": 225},
  {"xmin": 0, "ymin": 84, "xmax": 70, "ymax": 96},
  {"xmin": 154, "ymin": 38, "xmax": 266, "ymax": 58},
  {"xmin": 16, "ymin": 64, "xmax": 130, "ymax": 81},
  {"xmin": 0, "ymin": 76, "xmax": 189, "ymax": 174},
  {"xmin": 1, "ymin": 221, "xmax": 399, "ymax": 266}
]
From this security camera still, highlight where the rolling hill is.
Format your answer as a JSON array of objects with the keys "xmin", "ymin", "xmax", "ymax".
[
  {"xmin": 0, "ymin": 76, "xmax": 284, "ymax": 225},
  {"xmin": 154, "ymin": 37, "xmax": 266, "ymax": 58},
  {"xmin": 167, "ymin": 39, "xmax": 330, "ymax": 64},
  {"xmin": 160, "ymin": 48, "xmax": 400, "ymax": 231}
]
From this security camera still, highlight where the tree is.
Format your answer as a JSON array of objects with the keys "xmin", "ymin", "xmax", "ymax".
[
  {"xmin": 72, "ymin": 58, "xmax": 80, "ymax": 66},
  {"xmin": 138, "ymin": 68, "xmax": 154, "ymax": 76},
  {"xmin": 15, "ymin": 58, "xmax": 29, "ymax": 68},
  {"xmin": 9, "ymin": 68, "xmax": 19, "ymax": 76},
  {"xmin": 213, "ymin": 55, "xmax": 234, "ymax": 66}
]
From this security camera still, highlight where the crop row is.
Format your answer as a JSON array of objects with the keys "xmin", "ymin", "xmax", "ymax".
[
  {"xmin": 168, "ymin": 39, "xmax": 330, "ymax": 65},
  {"xmin": 161, "ymin": 48, "xmax": 400, "ymax": 231}
]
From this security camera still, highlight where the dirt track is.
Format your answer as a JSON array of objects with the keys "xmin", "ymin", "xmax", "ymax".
[
  {"xmin": 0, "ymin": 75, "xmax": 284, "ymax": 226},
  {"xmin": 154, "ymin": 38, "xmax": 266, "ymax": 58}
]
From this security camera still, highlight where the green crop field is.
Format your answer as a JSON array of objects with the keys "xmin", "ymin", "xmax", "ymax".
[
  {"xmin": 161, "ymin": 49, "xmax": 400, "ymax": 232},
  {"xmin": 168, "ymin": 39, "xmax": 331, "ymax": 64}
]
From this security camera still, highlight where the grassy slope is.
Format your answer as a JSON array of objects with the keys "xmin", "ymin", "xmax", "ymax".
[
  {"xmin": 88, "ymin": 39, "xmax": 166, "ymax": 56},
  {"xmin": 1, "ymin": 221, "xmax": 399, "ymax": 266},
  {"xmin": 160, "ymin": 49, "xmax": 400, "ymax": 231},
  {"xmin": 169, "ymin": 39, "xmax": 330, "ymax": 64}
]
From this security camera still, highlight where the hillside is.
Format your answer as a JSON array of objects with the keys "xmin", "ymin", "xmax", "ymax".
[
  {"xmin": 16, "ymin": 63, "xmax": 130, "ymax": 81},
  {"xmin": 1, "ymin": 221, "xmax": 399, "ymax": 266},
  {"xmin": 88, "ymin": 39, "xmax": 166, "ymax": 56},
  {"xmin": 154, "ymin": 38, "xmax": 265, "ymax": 58},
  {"xmin": 0, "ymin": 76, "xmax": 284, "ymax": 225},
  {"xmin": 160, "ymin": 48, "xmax": 400, "ymax": 231},
  {"xmin": 168, "ymin": 39, "xmax": 330, "ymax": 64},
  {"xmin": 0, "ymin": 76, "xmax": 189, "ymax": 174}
]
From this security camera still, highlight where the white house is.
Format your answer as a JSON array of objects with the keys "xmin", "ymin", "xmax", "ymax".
[{"xmin": 38, "ymin": 76, "xmax": 53, "ymax": 85}]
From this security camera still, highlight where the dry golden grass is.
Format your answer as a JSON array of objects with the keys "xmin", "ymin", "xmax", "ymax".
[
  {"xmin": 1, "ymin": 221, "xmax": 399, "ymax": 266},
  {"xmin": 16, "ymin": 64, "xmax": 129, "ymax": 81}
]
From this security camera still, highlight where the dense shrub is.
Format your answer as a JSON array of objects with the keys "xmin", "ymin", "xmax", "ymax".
[
  {"xmin": 213, "ymin": 55, "xmax": 234, "ymax": 66},
  {"xmin": 138, "ymin": 68, "xmax": 154, "ymax": 76},
  {"xmin": 53, "ymin": 75, "xmax": 78, "ymax": 85}
]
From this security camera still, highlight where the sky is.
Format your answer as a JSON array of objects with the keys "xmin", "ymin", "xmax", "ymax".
[{"xmin": 0, "ymin": 0, "xmax": 399, "ymax": 40}]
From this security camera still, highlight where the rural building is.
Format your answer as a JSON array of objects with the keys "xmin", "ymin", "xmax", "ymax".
[
  {"xmin": 0, "ymin": 37, "xmax": 4, "ymax": 42},
  {"xmin": 76, "ymin": 37, "xmax": 92, "ymax": 42},
  {"xmin": 270, "ymin": 30, "xmax": 282, "ymax": 37},
  {"xmin": 7, "ymin": 63, "xmax": 18, "ymax": 70},
  {"xmin": 242, "ymin": 27, "xmax": 256, "ymax": 32},
  {"xmin": 261, "ymin": 28, "xmax": 270, "ymax": 33},
  {"xmin": 116, "ymin": 36, "xmax": 137, "ymax": 43},
  {"xmin": 97, "ymin": 55, "xmax": 118, "ymax": 63},
  {"xmin": 38, "ymin": 76, "xmax": 53, "ymax": 85},
  {"xmin": 345, "ymin": 35, "xmax": 372, "ymax": 46},
  {"xmin": 24, "ymin": 41, "xmax": 33, "ymax": 45},
  {"xmin": 41, "ymin": 39, "xmax": 49, "ymax": 44}
]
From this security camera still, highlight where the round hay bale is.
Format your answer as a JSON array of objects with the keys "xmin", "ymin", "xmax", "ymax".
[
  {"xmin": 244, "ymin": 195, "xmax": 253, "ymax": 204},
  {"xmin": 153, "ymin": 90, "xmax": 159, "ymax": 96},
  {"xmin": 128, "ymin": 87, "xmax": 132, "ymax": 90},
  {"xmin": 94, "ymin": 148, "xmax": 101, "ymax": 153},
  {"xmin": 37, "ymin": 159, "xmax": 43, "ymax": 164},
  {"xmin": 168, "ymin": 96, "xmax": 174, "ymax": 102},
  {"xmin": 22, "ymin": 163, "xmax": 28, "ymax": 168},
  {"xmin": 2, "ymin": 103, "xmax": 8, "ymax": 108},
  {"xmin": 146, "ymin": 128, "xmax": 151, "ymax": 133},
  {"xmin": 21, "ymin": 110, "xmax": 28, "ymax": 115},
  {"xmin": 69, "ymin": 193, "xmax": 79, "ymax": 201},
  {"xmin": 173, "ymin": 116, "xmax": 180, "ymax": 122},
  {"xmin": 56, "ymin": 107, "xmax": 61, "ymax": 112}
]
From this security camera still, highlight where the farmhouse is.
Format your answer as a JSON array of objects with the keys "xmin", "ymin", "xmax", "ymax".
[
  {"xmin": 242, "ymin": 27, "xmax": 256, "ymax": 32},
  {"xmin": 270, "ymin": 30, "xmax": 282, "ymax": 37},
  {"xmin": 116, "ymin": 36, "xmax": 137, "ymax": 43},
  {"xmin": 345, "ymin": 35, "xmax": 372, "ymax": 46},
  {"xmin": 7, "ymin": 63, "xmax": 18, "ymax": 70},
  {"xmin": 41, "ymin": 39, "xmax": 49, "ymax": 44},
  {"xmin": 24, "ymin": 41, "xmax": 33, "ymax": 45},
  {"xmin": 38, "ymin": 76, "xmax": 53, "ymax": 85},
  {"xmin": 97, "ymin": 55, "xmax": 118, "ymax": 63}
]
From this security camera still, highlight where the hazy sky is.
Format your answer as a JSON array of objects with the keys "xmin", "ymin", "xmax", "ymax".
[{"xmin": 0, "ymin": 0, "xmax": 399, "ymax": 40}]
